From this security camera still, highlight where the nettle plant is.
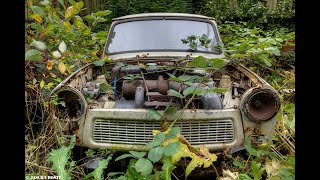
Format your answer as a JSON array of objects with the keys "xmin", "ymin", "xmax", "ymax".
[{"xmin": 47, "ymin": 135, "xmax": 113, "ymax": 180}]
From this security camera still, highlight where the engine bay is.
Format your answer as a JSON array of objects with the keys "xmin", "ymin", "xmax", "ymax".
[{"xmin": 79, "ymin": 58, "xmax": 257, "ymax": 112}]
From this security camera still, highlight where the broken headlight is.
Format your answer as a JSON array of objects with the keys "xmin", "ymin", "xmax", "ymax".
[{"xmin": 241, "ymin": 88, "xmax": 280, "ymax": 122}]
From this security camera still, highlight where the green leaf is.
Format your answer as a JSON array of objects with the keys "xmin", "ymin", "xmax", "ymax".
[
  {"xmin": 95, "ymin": 31, "xmax": 108, "ymax": 40},
  {"xmin": 99, "ymin": 83, "xmax": 110, "ymax": 92},
  {"xmin": 183, "ymin": 86, "xmax": 197, "ymax": 97},
  {"xmin": 258, "ymin": 38, "xmax": 267, "ymax": 42},
  {"xmin": 45, "ymin": 25, "xmax": 55, "ymax": 36},
  {"xmin": 167, "ymin": 73, "xmax": 181, "ymax": 82},
  {"xmin": 259, "ymin": 54, "xmax": 272, "ymax": 67},
  {"xmin": 40, "ymin": 0, "xmax": 50, "ymax": 6},
  {"xmin": 68, "ymin": 0, "xmax": 76, "ymax": 6},
  {"xmin": 58, "ymin": 0, "xmax": 66, "ymax": 10},
  {"xmin": 146, "ymin": 141, "xmax": 161, "ymax": 149},
  {"xmin": 208, "ymin": 87, "xmax": 228, "ymax": 93},
  {"xmin": 148, "ymin": 146, "xmax": 164, "ymax": 163},
  {"xmin": 25, "ymin": 49, "xmax": 41, "ymax": 61},
  {"xmin": 209, "ymin": 58, "xmax": 225, "ymax": 69},
  {"xmin": 115, "ymin": 154, "xmax": 135, "ymax": 161},
  {"xmin": 164, "ymin": 106, "xmax": 177, "ymax": 116},
  {"xmin": 96, "ymin": 31, "xmax": 108, "ymax": 37},
  {"xmin": 83, "ymin": 156, "xmax": 112, "ymax": 180},
  {"xmin": 58, "ymin": 41, "xmax": 67, "ymax": 53},
  {"xmin": 178, "ymin": 75, "xmax": 191, "ymax": 82},
  {"xmin": 47, "ymin": 146, "xmax": 72, "ymax": 180},
  {"xmin": 238, "ymin": 41, "xmax": 249, "ymax": 52},
  {"xmin": 165, "ymin": 127, "xmax": 181, "ymax": 140},
  {"xmin": 93, "ymin": 60, "xmax": 105, "ymax": 66},
  {"xmin": 264, "ymin": 47, "xmax": 281, "ymax": 56},
  {"xmin": 102, "ymin": 56, "xmax": 112, "ymax": 63},
  {"xmin": 129, "ymin": 151, "xmax": 147, "ymax": 159},
  {"xmin": 148, "ymin": 109, "xmax": 162, "ymax": 121},
  {"xmin": 239, "ymin": 173, "xmax": 253, "ymax": 180},
  {"xmin": 233, "ymin": 160, "xmax": 244, "ymax": 169},
  {"xmin": 244, "ymin": 138, "xmax": 259, "ymax": 157},
  {"xmin": 107, "ymin": 172, "xmax": 125, "ymax": 177},
  {"xmin": 190, "ymin": 56, "xmax": 208, "ymax": 68},
  {"xmin": 30, "ymin": 6, "xmax": 45, "ymax": 17},
  {"xmin": 68, "ymin": 135, "xmax": 76, "ymax": 149},
  {"xmin": 154, "ymin": 132, "xmax": 165, "ymax": 142},
  {"xmin": 125, "ymin": 159, "xmax": 146, "ymax": 180},
  {"xmin": 251, "ymin": 161, "xmax": 263, "ymax": 179},
  {"xmin": 135, "ymin": 158, "xmax": 153, "ymax": 176},
  {"xmin": 30, "ymin": 40, "xmax": 46, "ymax": 51},
  {"xmin": 73, "ymin": 1, "xmax": 84, "ymax": 14},
  {"xmin": 168, "ymin": 89, "xmax": 184, "ymax": 99},
  {"xmin": 183, "ymin": 81, "xmax": 195, "ymax": 87},
  {"xmin": 164, "ymin": 142, "xmax": 180, "ymax": 156},
  {"xmin": 166, "ymin": 73, "xmax": 177, "ymax": 79},
  {"xmin": 95, "ymin": 10, "xmax": 112, "ymax": 16},
  {"xmin": 85, "ymin": 149, "xmax": 95, "ymax": 157},
  {"xmin": 31, "ymin": 23, "xmax": 42, "ymax": 32}
]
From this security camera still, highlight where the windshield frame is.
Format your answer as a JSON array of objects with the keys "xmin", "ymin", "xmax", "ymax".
[{"xmin": 104, "ymin": 16, "xmax": 222, "ymax": 55}]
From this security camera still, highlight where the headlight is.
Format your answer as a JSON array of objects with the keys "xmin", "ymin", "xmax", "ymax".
[
  {"xmin": 51, "ymin": 85, "xmax": 87, "ymax": 121},
  {"xmin": 241, "ymin": 88, "xmax": 280, "ymax": 122}
]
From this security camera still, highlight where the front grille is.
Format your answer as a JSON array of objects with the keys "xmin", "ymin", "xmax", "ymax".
[{"xmin": 93, "ymin": 119, "xmax": 234, "ymax": 145}]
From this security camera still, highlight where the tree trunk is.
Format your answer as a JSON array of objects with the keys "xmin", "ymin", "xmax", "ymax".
[
  {"xmin": 83, "ymin": 0, "xmax": 92, "ymax": 16},
  {"xmin": 266, "ymin": 0, "xmax": 278, "ymax": 10},
  {"xmin": 230, "ymin": 0, "xmax": 238, "ymax": 11}
]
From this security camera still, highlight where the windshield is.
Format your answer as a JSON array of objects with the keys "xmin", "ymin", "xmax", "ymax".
[{"xmin": 106, "ymin": 19, "xmax": 220, "ymax": 54}]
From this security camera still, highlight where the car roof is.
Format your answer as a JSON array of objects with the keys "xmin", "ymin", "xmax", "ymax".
[{"xmin": 112, "ymin": 13, "xmax": 215, "ymax": 21}]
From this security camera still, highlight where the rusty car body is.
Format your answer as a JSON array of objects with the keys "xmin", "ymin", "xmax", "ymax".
[{"xmin": 50, "ymin": 13, "xmax": 280, "ymax": 154}]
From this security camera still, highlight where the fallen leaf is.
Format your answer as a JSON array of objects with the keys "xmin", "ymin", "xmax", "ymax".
[
  {"xmin": 33, "ymin": 78, "xmax": 37, "ymax": 85},
  {"xmin": 58, "ymin": 41, "xmax": 67, "ymax": 53},
  {"xmin": 266, "ymin": 158, "xmax": 280, "ymax": 178},
  {"xmin": 47, "ymin": 60, "xmax": 54, "ymax": 70},
  {"xmin": 52, "ymin": 51, "xmax": 61, "ymax": 58},
  {"xmin": 40, "ymin": 80, "xmax": 45, "ymax": 89},
  {"xmin": 49, "ymin": 72, "xmax": 57, "ymax": 78},
  {"xmin": 58, "ymin": 61, "xmax": 66, "ymax": 74}
]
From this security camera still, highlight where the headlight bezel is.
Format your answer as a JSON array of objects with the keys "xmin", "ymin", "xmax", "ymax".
[{"xmin": 240, "ymin": 87, "xmax": 281, "ymax": 123}]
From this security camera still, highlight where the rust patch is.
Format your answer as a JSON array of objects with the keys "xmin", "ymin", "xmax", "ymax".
[{"xmin": 245, "ymin": 127, "xmax": 252, "ymax": 133}]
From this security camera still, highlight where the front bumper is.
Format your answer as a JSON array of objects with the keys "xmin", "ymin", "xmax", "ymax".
[{"xmin": 79, "ymin": 109, "xmax": 245, "ymax": 152}]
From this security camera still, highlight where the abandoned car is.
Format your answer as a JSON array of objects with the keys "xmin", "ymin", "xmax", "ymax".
[{"xmin": 50, "ymin": 13, "xmax": 280, "ymax": 155}]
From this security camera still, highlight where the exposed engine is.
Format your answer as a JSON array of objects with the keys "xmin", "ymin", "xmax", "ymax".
[
  {"xmin": 51, "ymin": 58, "xmax": 280, "ymax": 123},
  {"xmin": 77, "ymin": 58, "xmax": 260, "ymax": 111},
  {"xmin": 104, "ymin": 61, "xmax": 225, "ymax": 110}
]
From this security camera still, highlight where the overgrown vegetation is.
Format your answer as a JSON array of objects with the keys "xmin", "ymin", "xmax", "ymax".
[
  {"xmin": 25, "ymin": 0, "xmax": 295, "ymax": 179},
  {"xmin": 104, "ymin": 0, "xmax": 294, "ymax": 29}
]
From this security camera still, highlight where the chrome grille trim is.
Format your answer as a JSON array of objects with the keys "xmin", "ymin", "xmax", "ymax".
[{"xmin": 93, "ymin": 119, "xmax": 234, "ymax": 145}]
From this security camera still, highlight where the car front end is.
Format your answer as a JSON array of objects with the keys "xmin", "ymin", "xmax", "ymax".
[{"xmin": 50, "ymin": 13, "xmax": 280, "ymax": 154}]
